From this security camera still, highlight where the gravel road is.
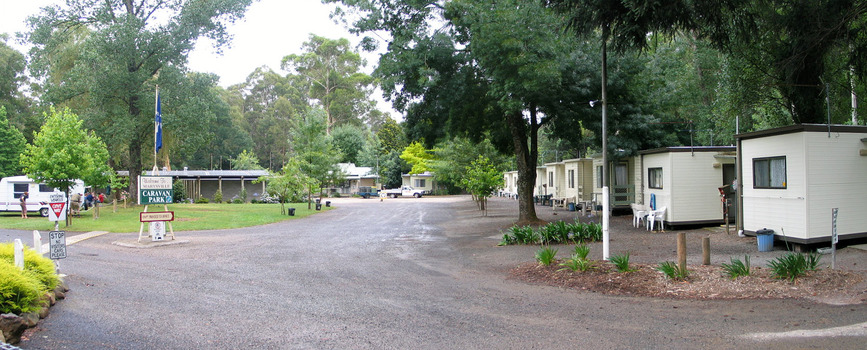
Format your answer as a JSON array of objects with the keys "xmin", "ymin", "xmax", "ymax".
[{"xmin": 13, "ymin": 196, "xmax": 867, "ymax": 349}]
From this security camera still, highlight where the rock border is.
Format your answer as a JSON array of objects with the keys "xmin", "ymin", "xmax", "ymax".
[{"xmin": 0, "ymin": 280, "xmax": 68, "ymax": 345}]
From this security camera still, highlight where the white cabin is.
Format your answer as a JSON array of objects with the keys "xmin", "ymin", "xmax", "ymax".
[
  {"xmin": 639, "ymin": 147, "xmax": 737, "ymax": 226},
  {"xmin": 592, "ymin": 154, "xmax": 641, "ymax": 208},
  {"xmin": 502, "ymin": 171, "xmax": 518, "ymax": 197},
  {"xmin": 0, "ymin": 176, "xmax": 85, "ymax": 217},
  {"xmin": 736, "ymin": 124, "xmax": 867, "ymax": 245}
]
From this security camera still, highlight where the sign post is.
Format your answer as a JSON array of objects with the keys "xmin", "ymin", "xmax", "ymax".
[
  {"xmin": 48, "ymin": 192, "xmax": 67, "ymax": 231},
  {"xmin": 49, "ymin": 231, "xmax": 67, "ymax": 260},
  {"xmin": 138, "ymin": 176, "xmax": 176, "ymax": 242}
]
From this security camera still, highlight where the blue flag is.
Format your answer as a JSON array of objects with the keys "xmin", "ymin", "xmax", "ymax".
[{"xmin": 155, "ymin": 93, "xmax": 162, "ymax": 153}]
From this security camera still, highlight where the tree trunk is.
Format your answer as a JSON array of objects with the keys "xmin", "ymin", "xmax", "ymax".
[
  {"xmin": 129, "ymin": 141, "xmax": 142, "ymax": 205},
  {"xmin": 506, "ymin": 110, "xmax": 540, "ymax": 224}
]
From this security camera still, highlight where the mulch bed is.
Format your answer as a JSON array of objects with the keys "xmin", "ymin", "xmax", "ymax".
[{"xmin": 510, "ymin": 261, "xmax": 867, "ymax": 304}]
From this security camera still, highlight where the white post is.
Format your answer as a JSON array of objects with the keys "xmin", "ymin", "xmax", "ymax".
[
  {"xmin": 13, "ymin": 239, "xmax": 24, "ymax": 269},
  {"xmin": 602, "ymin": 186, "xmax": 610, "ymax": 260},
  {"xmin": 33, "ymin": 230, "xmax": 42, "ymax": 255}
]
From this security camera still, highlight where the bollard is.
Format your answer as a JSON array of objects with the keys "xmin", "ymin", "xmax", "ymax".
[
  {"xmin": 702, "ymin": 236, "xmax": 711, "ymax": 265},
  {"xmin": 33, "ymin": 230, "xmax": 43, "ymax": 255},
  {"xmin": 14, "ymin": 239, "xmax": 24, "ymax": 269},
  {"xmin": 677, "ymin": 232, "xmax": 687, "ymax": 272}
]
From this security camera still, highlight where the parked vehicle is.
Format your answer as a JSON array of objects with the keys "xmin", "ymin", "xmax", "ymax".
[
  {"xmin": 0, "ymin": 176, "xmax": 85, "ymax": 217},
  {"xmin": 357, "ymin": 186, "xmax": 380, "ymax": 199},
  {"xmin": 382, "ymin": 186, "xmax": 424, "ymax": 198}
]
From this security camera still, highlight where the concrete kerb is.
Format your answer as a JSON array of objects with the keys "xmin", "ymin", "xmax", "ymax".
[
  {"xmin": 39, "ymin": 231, "xmax": 110, "ymax": 254},
  {"xmin": 112, "ymin": 239, "xmax": 190, "ymax": 248}
]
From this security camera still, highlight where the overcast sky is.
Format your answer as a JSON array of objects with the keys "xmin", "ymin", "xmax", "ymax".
[{"xmin": 0, "ymin": 0, "xmax": 399, "ymax": 117}]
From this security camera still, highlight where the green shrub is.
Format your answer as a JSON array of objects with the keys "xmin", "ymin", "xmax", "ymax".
[
  {"xmin": 538, "ymin": 223, "xmax": 561, "ymax": 244},
  {"xmin": 195, "ymin": 197, "xmax": 209, "ymax": 204},
  {"xmin": 559, "ymin": 256, "xmax": 594, "ymax": 272},
  {"xmin": 0, "ymin": 260, "xmax": 44, "ymax": 314},
  {"xmin": 582, "ymin": 222, "xmax": 603, "ymax": 242},
  {"xmin": 213, "ymin": 189, "xmax": 223, "ymax": 203},
  {"xmin": 0, "ymin": 243, "xmax": 59, "ymax": 291},
  {"xmin": 657, "ymin": 261, "xmax": 689, "ymax": 280},
  {"xmin": 172, "ymin": 180, "xmax": 187, "ymax": 203},
  {"xmin": 500, "ymin": 225, "xmax": 539, "ymax": 245},
  {"xmin": 535, "ymin": 246, "xmax": 558, "ymax": 266},
  {"xmin": 610, "ymin": 252, "xmax": 633, "ymax": 272},
  {"xmin": 721, "ymin": 255, "xmax": 751, "ymax": 279},
  {"xmin": 768, "ymin": 252, "xmax": 821, "ymax": 281},
  {"xmin": 572, "ymin": 244, "xmax": 590, "ymax": 260},
  {"xmin": 238, "ymin": 188, "xmax": 248, "ymax": 203}
]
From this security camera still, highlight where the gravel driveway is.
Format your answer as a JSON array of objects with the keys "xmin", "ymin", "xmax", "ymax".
[{"xmin": 15, "ymin": 196, "xmax": 867, "ymax": 349}]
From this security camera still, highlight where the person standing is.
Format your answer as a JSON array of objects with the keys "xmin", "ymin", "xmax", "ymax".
[
  {"xmin": 20, "ymin": 191, "xmax": 29, "ymax": 218},
  {"xmin": 84, "ymin": 192, "xmax": 94, "ymax": 210}
]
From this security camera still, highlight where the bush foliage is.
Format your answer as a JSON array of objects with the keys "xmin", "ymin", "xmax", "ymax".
[
  {"xmin": 500, "ymin": 221, "xmax": 603, "ymax": 246},
  {"xmin": 0, "ymin": 243, "xmax": 60, "ymax": 314}
]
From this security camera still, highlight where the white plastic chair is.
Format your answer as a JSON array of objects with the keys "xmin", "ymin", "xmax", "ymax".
[
  {"xmin": 647, "ymin": 206, "xmax": 667, "ymax": 232},
  {"xmin": 630, "ymin": 203, "xmax": 647, "ymax": 228}
]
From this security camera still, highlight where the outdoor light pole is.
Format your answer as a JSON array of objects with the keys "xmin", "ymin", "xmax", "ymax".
[{"xmin": 600, "ymin": 36, "xmax": 610, "ymax": 261}]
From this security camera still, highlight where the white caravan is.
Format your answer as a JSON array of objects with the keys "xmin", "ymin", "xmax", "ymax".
[{"xmin": 0, "ymin": 176, "xmax": 85, "ymax": 217}]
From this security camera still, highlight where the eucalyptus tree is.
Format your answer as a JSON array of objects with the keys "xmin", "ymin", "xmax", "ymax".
[
  {"xmin": 0, "ymin": 107, "xmax": 27, "ymax": 178},
  {"xmin": 547, "ymin": 0, "xmax": 867, "ymax": 126},
  {"xmin": 329, "ymin": 0, "xmax": 597, "ymax": 222},
  {"xmin": 331, "ymin": 124, "xmax": 367, "ymax": 164},
  {"xmin": 281, "ymin": 35, "xmax": 376, "ymax": 133},
  {"xmin": 25, "ymin": 0, "xmax": 254, "ymax": 202},
  {"xmin": 0, "ymin": 35, "xmax": 33, "ymax": 138},
  {"xmin": 230, "ymin": 66, "xmax": 309, "ymax": 170}
]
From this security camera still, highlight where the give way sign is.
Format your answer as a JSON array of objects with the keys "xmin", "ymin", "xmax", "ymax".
[{"xmin": 48, "ymin": 192, "xmax": 67, "ymax": 222}]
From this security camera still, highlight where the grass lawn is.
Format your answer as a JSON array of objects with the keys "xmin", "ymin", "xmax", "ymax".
[{"xmin": 0, "ymin": 202, "xmax": 331, "ymax": 233}]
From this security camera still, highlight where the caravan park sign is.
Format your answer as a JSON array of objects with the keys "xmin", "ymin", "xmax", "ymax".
[{"xmin": 138, "ymin": 176, "xmax": 174, "ymax": 205}]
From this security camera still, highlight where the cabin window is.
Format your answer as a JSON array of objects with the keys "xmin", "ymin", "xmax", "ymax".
[
  {"xmin": 548, "ymin": 172, "xmax": 553, "ymax": 187},
  {"xmin": 414, "ymin": 179, "xmax": 426, "ymax": 188},
  {"xmin": 568, "ymin": 170, "xmax": 575, "ymax": 188},
  {"xmin": 648, "ymin": 168, "xmax": 663, "ymax": 189},
  {"xmin": 39, "ymin": 184, "xmax": 55, "ymax": 192},
  {"xmin": 753, "ymin": 156, "xmax": 786, "ymax": 189},
  {"xmin": 13, "ymin": 184, "xmax": 28, "ymax": 199}
]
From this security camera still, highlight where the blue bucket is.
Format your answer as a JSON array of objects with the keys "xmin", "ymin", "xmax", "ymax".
[{"xmin": 757, "ymin": 233, "xmax": 774, "ymax": 252}]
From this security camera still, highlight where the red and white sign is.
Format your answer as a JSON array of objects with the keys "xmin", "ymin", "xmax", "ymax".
[{"xmin": 48, "ymin": 192, "xmax": 67, "ymax": 222}]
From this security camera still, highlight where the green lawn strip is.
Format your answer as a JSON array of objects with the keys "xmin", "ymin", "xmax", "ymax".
[{"xmin": 0, "ymin": 203, "xmax": 331, "ymax": 233}]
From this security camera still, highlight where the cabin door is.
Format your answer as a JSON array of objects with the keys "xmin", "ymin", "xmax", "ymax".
[{"xmin": 721, "ymin": 164, "xmax": 736, "ymax": 220}]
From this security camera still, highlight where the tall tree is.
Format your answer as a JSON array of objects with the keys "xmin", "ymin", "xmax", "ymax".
[
  {"xmin": 0, "ymin": 35, "xmax": 33, "ymax": 139},
  {"xmin": 329, "ymin": 0, "xmax": 599, "ymax": 223},
  {"xmin": 25, "ymin": 0, "xmax": 254, "ymax": 202},
  {"xmin": 231, "ymin": 66, "xmax": 309, "ymax": 170},
  {"xmin": 281, "ymin": 35, "xmax": 376, "ymax": 133},
  {"xmin": 0, "ymin": 107, "xmax": 27, "ymax": 178},
  {"xmin": 290, "ymin": 109, "xmax": 343, "ymax": 203},
  {"xmin": 331, "ymin": 124, "xmax": 367, "ymax": 164}
]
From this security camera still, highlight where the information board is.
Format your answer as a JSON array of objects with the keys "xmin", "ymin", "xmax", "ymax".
[
  {"xmin": 48, "ymin": 231, "xmax": 67, "ymax": 259},
  {"xmin": 138, "ymin": 176, "xmax": 174, "ymax": 205}
]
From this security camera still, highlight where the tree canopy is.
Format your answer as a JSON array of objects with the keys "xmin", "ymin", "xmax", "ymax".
[{"xmin": 25, "ymin": 0, "xmax": 255, "ymax": 201}]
